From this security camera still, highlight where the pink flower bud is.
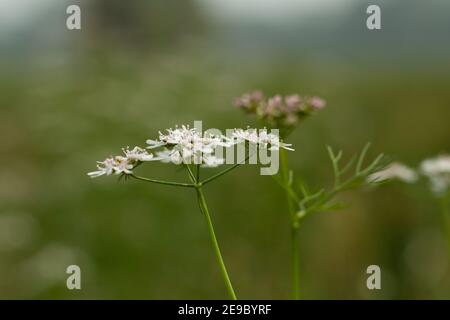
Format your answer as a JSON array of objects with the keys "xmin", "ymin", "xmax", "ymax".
[
  {"xmin": 285, "ymin": 94, "xmax": 301, "ymax": 110},
  {"xmin": 309, "ymin": 96, "xmax": 326, "ymax": 109}
]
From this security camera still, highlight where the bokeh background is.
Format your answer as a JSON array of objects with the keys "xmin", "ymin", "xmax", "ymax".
[{"xmin": 1, "ymin": 0, "xmax": 449, "ymax": 299}]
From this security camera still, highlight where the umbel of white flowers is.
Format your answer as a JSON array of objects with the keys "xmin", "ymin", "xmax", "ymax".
[
  {"xmin": 88, "ymin": 125, "xmax": 293, "ymax": 178},
  {"xmin": 369, "ymin": 154, "xmax": 450, "ymax": 195},
  {"xmin": 420, "ymin": 155, "xmax": 450, "ymax": 194}
]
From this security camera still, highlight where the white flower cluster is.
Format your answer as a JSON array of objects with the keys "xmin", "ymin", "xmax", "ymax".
[
  {"xmin": 147, "ymin": 125, "xmax": 231, "ymax": 167},
  {"xmin": 88, "ymin": 125, "xmax": 293, "ymax": 178},
  {"xmin": 369, "ymin": 154, "xmax": 450, "ymax": 195},
  {"xmin": 231, "ymin": 128, "xmax": 294, "ymax": 151},
  {"xmin": 420, "ymin": 155, "xmax": 450, "ymax": 194},
  {"xmin": 87, "ymin": 147, "xmax": 154, "ymax": 178}
]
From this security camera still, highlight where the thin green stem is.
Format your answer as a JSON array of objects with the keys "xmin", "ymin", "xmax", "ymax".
[
  {"xmin": 130, "ymin": 174, "xmax": 195, "ymax": 188},
  {"xmin": 291, "ymin": 225, "xmax": 300, "ymax": 299},
  {"xmin": 280, "ymin": 149, "xmax": 296, "ymax": 218},
  {"xmin": 184, "ymin": 163, "xmax": 196, "ymax": 183},
  {"xmin": 271, "ymin": 174, "xmax": 300, "ymax": 203},
  {"xmin": 280, "ymin": 148, "xmax": 300, "ymax": 299},
  {"xmin": 200, "ymin": 155, "xmax": 251, "ymax": 186},
  {"xmin": 196, "ymin": 187, "xmax": 237, "ymax": 300},
  {"xmin": 327, "ymin": 146, "xmax": 341, "ymax": 188},
  {"xmin": 133, "ymin": 164, "xmax": 235, "ymax": 299},
  {"xmin": 201, "ymin": 163, "xmax": 241, "ymax": 186}
]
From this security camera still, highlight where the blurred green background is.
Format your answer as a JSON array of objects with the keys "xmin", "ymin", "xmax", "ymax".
[{"xmin": 1, "ymin": 0, "xmax": 449, "ymax": 299}]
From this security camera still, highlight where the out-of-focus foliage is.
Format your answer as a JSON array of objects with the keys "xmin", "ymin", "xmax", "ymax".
[
  {"xmin": 0, "ymin": 0, "xmax": 449, "ymax": 299},
  {"xmin": 83, "ymin": 0, "xmax": 206, "ymax": 50}
]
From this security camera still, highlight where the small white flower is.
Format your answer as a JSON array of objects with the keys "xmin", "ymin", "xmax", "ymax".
[
  {"xmin": 420, "ymin": 155, "xmax": 450, "ymax": 194},
  {"xmin": 230, "ymin": 128, "xmax": 252, "ymax": 143},
  {"xmin": 153, "ymin": 149, "xmax": 176, "ymax": 163},
  {"xmin": 146, "ymin": 139, "xmax": 166, "ymax": 149},
  {"xmin": 123, "ymin": 146, "xmax": 154, "ymax": 162},
  {"xmin": 231, "ymin": 128, "xmax": 294, "ymax": 151},
  {"xmin": 368, "ymin": 162, "xmax": 418, "ymax": 183},
  {"xmin": 88, "ymin": 156, "xmax": 134, "ymax": 178},
  {"xmin": 113, "ymin": 156, "xmax": 133, "ymax": 175},
  {"xmin": 259, "ymin": 129, "xmax": 294, "ymax": 151},
  {"xmin": 146, "ymin": 125, "xmax": 230, "ymax": 167},
  {"xmin": 170, "ymin": 150, "xmax": 183, "ymax": 165},
  {"xmin": 158, "ymin": 125, "xmax": 198, "ymax": 146},
  {"xmin": 202, "ymin": 154, "xmax": 225, "ymax": 167},
  {"xmin": 87, "ymin": 157, "xmax": 116, "ymax": 178}
]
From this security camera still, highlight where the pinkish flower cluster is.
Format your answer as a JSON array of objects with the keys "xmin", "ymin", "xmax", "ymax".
[{"xmin": 234, "ymin": 90, "xmax": 326, "ymax": 131}]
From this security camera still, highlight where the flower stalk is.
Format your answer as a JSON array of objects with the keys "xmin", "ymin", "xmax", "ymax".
[
  {"xmin": 196, "ymin": 186, "xmax": 237, "ymax": 300},
  {"xmin": 276, "ymin": 144, "xmax": 386, "ymax": 299},
  {"xmin": 88, "ymin": 124, "xmax": 286, "ymax": 299},
  {"xmin": 130, "ymin": 174, "xmax": 196, "ymax": 188},
  {"xmin": 184, "ymin": 163, "xmax": 237, "ymax": 300},
  {"xmin": 280, "ymin": 147, "xmax": 301, "ymax": 299},
  {"xmin": 234, "ymin": 90, "xmax": 327, "ymax": 300},
  {"xmin": 128, "ymin": 165, "xmax": 238, "ymax": 299}
]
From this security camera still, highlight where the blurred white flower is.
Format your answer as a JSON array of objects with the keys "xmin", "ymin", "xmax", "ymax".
[
  {"xmin": 202, "ymin": 154, "xmax": 225, "ymax": 167},
  {"xmin": 368, "ymin": 162, "xmax": 418, "ymax": 183},
  {"xmin": 420, "ymin": 155, "xmax": 450, "ymax": 194},
  {"xmin": 17, "ymin": 243, "xmax": 87, "ymax": 295}
]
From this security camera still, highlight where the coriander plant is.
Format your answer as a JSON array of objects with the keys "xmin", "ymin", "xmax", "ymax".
[
  {"xmin": 88, "ymin": 124, "xmax": 293, "ymax": 299},
  {"xmin": 234, "ymin": 90, "xmax": 388, "ymax": 299}
]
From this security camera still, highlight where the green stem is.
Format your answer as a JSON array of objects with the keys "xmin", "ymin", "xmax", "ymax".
[
  {"xmin": 271, "ymin": 175, "xmax": 300, "ymax": 203},
  {"xmin": 196, "ymin": 187, "xmax": 237, "ymax": 300},
  {"xmin": 280, "ymin": 148, "xmax": 300, "ymax": 299},
  {"xmin": 196, "ymin": 164, "xmax": 200, "ymax": 182},
  {"xmin": 201, "ymin": 155, "xmax": 251, "ymax": 186},
  {"xmin": 184, "ymin": 163, "xmax": 196, "ymax": 182},
  {"xmin": 130, "ymin": 174, "xmax": 195, "ymax": 188},
  {"xmin": 201, "ymin": 163, "xmax": 241, "ymax": 186},
  {"xmin": 291, "ymin": 224, "xmax": 300, "ymax": 299},
  {"xmin": 134, "ymin": 165, "xmax": 236, "ymax": 299}
]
